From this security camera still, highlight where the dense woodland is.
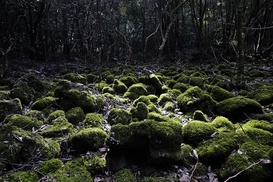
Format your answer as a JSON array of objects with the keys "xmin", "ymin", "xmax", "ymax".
[{"xmin": 1, "ymin": 1, "xmax": 273, "ymax": 182}]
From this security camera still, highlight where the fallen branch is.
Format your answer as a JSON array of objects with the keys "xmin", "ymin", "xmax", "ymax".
[{"xmin": 224, "ymin": 159, "xmax": 263, "ymax": 182}]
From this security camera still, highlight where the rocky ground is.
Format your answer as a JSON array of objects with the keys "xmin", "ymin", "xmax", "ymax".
[{"xmin": 0, "ymin": 58, "xmax": 273, "ymax": 182}]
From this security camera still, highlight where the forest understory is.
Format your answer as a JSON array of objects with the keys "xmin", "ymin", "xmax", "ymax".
[{"xmin": 0, "ymin": 55, "xmax": 273, "ymax": 182}]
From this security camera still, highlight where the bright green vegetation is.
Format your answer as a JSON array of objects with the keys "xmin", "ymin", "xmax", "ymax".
[
  {"xmin": 130, "ymin": 101, "xmax": 148, "ymax": 121},
  {"xmin": 248, "ymin": 85, "xmax": 273, "ymax": 104},
  {"xmin": 9, "ymin": 81, "xmax": 36, "ymax": 104},
  {"xmin": 108, "ymin": 108, "xmax": 132, "ymax": 125},
  {"xmin": 41, "ymin": 116, "xmax": 73, "ymax": 137},
  {"xmin": 209, "ymin": 85, "xmax": 234, "ymax": 102},
  {"xmin": 46, "ymin": 109, "xmax": 66, "ymax": 123},
  {"xmin": 4, "ymin": 115, "xmax": 43, "ymax": 131},
  {"xmin": 114, "ymin": 168, "xmax": 136, "ymax": 182},
  {"xmin": 83, "ymin": 113, "xmax": 104, "ymax": 127},
  {"xmin": 193, "ymin": 110, "xmax": 210, "ymax": 122},
  {"xmin": 0, "ymin": 171, "xmax": 39, "ymax": 182},
  {"xmin": 31, "ymin": 96, "xmax": 57, "ymax": 110},
  {"xmin": 211, "ymin": 116, "xmax": 234, "ymax": 132},
  {"xmin": 113, "ymin": 79, "xmax": 128, "ymax": 94},
  {"xmin": 39, "ymin": 158, "xmax": 63, "ymax": 174},
  {"xmin": 65, "ymin": 107, "xmax": 85, "ymax": 125},
  {"xmin": 124, "ymin": 83, "xmax": 148, "ymax": 100},
  {"xmin": 0, "ymin": 98, "xmax": 22, "ymax": 121}
]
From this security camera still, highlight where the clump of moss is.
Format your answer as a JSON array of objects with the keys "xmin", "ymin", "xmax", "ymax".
[
  {"xmin": 133, "ymin": 95, "xmax": 152, "ymax": 106},
  {"xmin": 196, "ymin": 132, "xmax": 244, "ymax": 167},
  {"xmin": 39, "ymin": 158, "xmax": 63, "ymax": 174},
  {"xmin": 85, "ymin": 154, "xmax": 106, "ymax": 175},
  {"xmin": 83, "ymin": 113, "xmax": 104, "ymax": 127},
  {"xmin": 46, "ymin": 110, "xmax": 66, "ymax": 123},
  {"xmin": 0, "ymin": 98, "xmax": 22, "ymax": 121},
  {"xmin": 193, "ymin": 110, "xmax": 210, "ymax": 122},
  {"xmin": 219, "ymin": 154, "xmax": 272, "ymax": 182},
  {"xmin": 268, "ymin": 148, "xmax": 273, "ymax": 160},
  {"xmin": 164, "ymin": 101, "xmax": 175, "ymax": 111},
  {"xmin": 240, "ymin": 141, "xmax": 271, "ymax": 160},
  {"xmin": 177, "ymin": 75, "xmax": 205, "ymax": 88},
  {"xmin": 158, "ymin": 93, "xmax": 172, "ymax": 106},
  {"xmin": 148, "ymin": 112, "xmax": 172, "ymax": 122},
  {"xmin": 95, "ymin": 81, "xmax": 108, "ymax": 91},
  {"xmin": 70, "ymin": 127, "xmax": 107, "ymax": 153},
  {"xmin": 216, "ymin": 97, "xmax": 263, "ymax": 121},
  {"xmin": 41, "ymin": 116, "xmax": 73, "ymax": 137},
  {"xmin": 242, "ymin": 120, "xmax": 273, "ymax": 133},
  {"xmin": 140, "ymin": 177, "xmax": 179, "ymax": 182},
  {"xmin": 180, "ymin": 144, "xmax": 196, "ymax": 166},
  {"xmin": 209, "ymin": 85, "xmax": 234, "ymax": 102},
  {"xmin": 130, "ymin": 102, "xmax": 148, "ymax": 121},
  {"xmin": 102, "ymin": 86, "xmax": 114, "ymax": 94},
  {"xmin": 4, "ymin": 115, "xmax": 43, "ymax": 131},
  {"xmin": 124, "ymin": 83, "xmax": 148, "ymax": 100},
  {"xmin": 182, "ymin": 120, "xmax": 217, "ymax": 146},
  {"xmin": 65, "ymin": 107, "xmax": 85, "ymax": 125},
  {"xmin": 114, "ymin": 168, "xmax": 136, "ymax": 182},
  {"xmin": 248, "ymin": 85, "xmax": 273, "ymax": 105},
  {"xmin": 9, "ymin": 81, "xmax": 36, "ymax": 104},
  {"xmin": 211, "ymin": 116, "xmax": 234, "ymax": 132},
  {"xmin": 173, "ymin": 82, "xmax": 190, "ymax": 92},
  {"xmin": 113, "ymin": 79, "xmax": 128, "ymax": 95},
  {"xmin": 120, "ymin": 76, "xmax": 138, "ymax": 87},
  {"xmin": 31, "ymin": 96, "xmax": 57, "ymax": 110},
  {"xmin": 165, "ymin": 79, "xmax": 177, "ymax": 88},
  {"xmin": 167, "ymin": 89, "xmax": 181, "ymax": 98},
  {"xmin": 1, "ymin": 171, "xmax": 39, "ymax": 182},
  {"xmin": 108, "ymin": 108, "xmax": 132, "ymax": 125},
  {"xmin": 64, "ymin": 72, "xmax": 86, "ymax": 84},
  {"xmin": 106, "ymin": 74, "xmax": 115, "ymax": 84},
  {"xmin": 177, "ymin": 86, "xmax": 216, "ymax": 114},
  {"xmin": 86, "ymin": 73, "xmax": 97, "ymax": 83}
]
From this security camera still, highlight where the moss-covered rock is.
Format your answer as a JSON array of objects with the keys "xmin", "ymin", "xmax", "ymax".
[
  {"xmin": 219, "ymin": 154, "xmax": 272, "ymax": 182},
  {"xmin": 46, "ymin": 109, "xmax": 66, "ymax": 123},
  {"xmin": 167, "ymin": 89, "xmax": 181, "ymax": 98},
  {"xmin": 66, "ymin": 107, "xmax": 85, "ymax": 125},
  {"xmin": 84, "ymin": 154, "xmax": 106, "ymax": 175},
  {"xmin": 106, "ymin": 74, "xmax": 115, "ymax": 84},
  {"xmin": 39, "ymin": 158, "xmax": 63, "ymax": 174},
  {"xmin": 148, "ymin": 112, "xmax": 172, "ymax": 122},
  {"xmin": 180, "ymin": 144, "xmax": 196, "ymax": 167},
  {"xmin": 64, "ymin": 72, "xmax": 86, "ymax": 84},
  {"xmin": 196, "ymin": 132, "xmax": 244, "ymax": 167},
  {"xmin": 173, "ymin": 82, "xmax": 190, "ymax": 92},
  {"xmin": 41, "ymin": 116, "xmax": 73, "ymax": 137},
  {"xmin": 240, "ymin": 141, "xmax": 271, "ymax": 160},
  {"xmin": 177, "ymin": 86, "xmax": 216, "ymax": 114},
  {"xmin": 216, "ymin": 97, "xmax": 263, "ymax": 120},
  {"xmin": 83, "ymin": 113, "xmax": 104, "ymax": 127},
  {"xmin": 158, "ymin": 93, "xmax": 172, "ymax": 106},
  {"xmin": 113, "ymin": 79, "xmax": 128, "ymax": 94},
  {"xmin": 248, "ymin": 85, "xmax": 273, "ymax": 105},
  {"xmin": 31, "ymin": 96, "xmax": 57, "ymax": 110},
  {"xmin": 70, "ymin": 127, "xmax": 107, "ymax": 153},
  {"xmin": 102, "ymin": 86, "xmax": 114, "ymax": 94},
  {"xmin": 130, "ymin": 102, "xmax": 148, "ymax": 121},
  {"xmin": 209, "ymin": 85, "xmax": 234, "ymax": 102},
  {"xmin": 120, "ymin": 76, "xmax": 138, "ymax": 87},
  {"xmin": 193, "ymin": 110, "xmax": 209, "ymax": 122},
  {"xmin": 0, "ymin": 98, "xmax": 22, "ymax": 121},
  {"xmin": 9, "ymin": 81, "xmax": 36, "ymax": 104},
  {"xmin": 0, "ymin": 171, "xmax": 39, "ymax": 182},
  {"xmin": 95, "ymin": 81, "xmax": 108, "ymax": 91},
  {"xmin": 140, "ymin": 177, "xmax": 179, "ymax": 182},
  {"xmin": 211, "ymin": 116, "xmax": 234, "ymax": 132},
  {"xmin": 182, "ymin": 120, "xmax": 217, "ymax": 146},
  {"xmin": 4, "ymin": 115, "xmax": 43, "ymax": 131},
  {"xmin": 177, "ymin": 75, "xmax": 205, "ymax": 88},
  {"xmin": 114, "ymin": 168, "xmax": 136, "ymax": 182},
  {"xmin": 163, "ymin": 101, "xmax": 175, "ymax": 111},
  {"xmin": 124, "ymin": 83, "xmax": 148, "ymax": 100},
  {"xmin": 108, "ymin": 108, "xmax": 132, "ymax": 125},
  {"xmin": 268, "ymin": 148, "xmax": 273, "ymax": 160},
  {"xmin": 86, "ymin": 73, "xmax": 98, "ymax": 83}
]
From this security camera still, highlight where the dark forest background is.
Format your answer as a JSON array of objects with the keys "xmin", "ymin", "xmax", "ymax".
[{"xmin": 1, "ymin": 0, "xmax": 273, "ymax": 74}]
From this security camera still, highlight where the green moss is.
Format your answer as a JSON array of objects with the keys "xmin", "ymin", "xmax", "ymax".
[
  {"xmin": 182, "ymin": 120, "xmax": 217, "ymax": 146},
  {"xmin": 39, "ymin": 158, "xmax": 63, "ymax": 174},
  {"xmin": 148, "ymin": 112, "xmax": 171, "ymax": 122},
  {"xmin": 65, "ymin": 107, "xmax": 85, "ymax": 125},
  {"xmin": 120, "ymin": 76, "xmax": 138, "ymax": 87},
  {"xmin": 177, "ymin": 76, "xmax": 205, "ymax": 88},
  {"xmin": 86, "ymin": 73, "xmax": 98, "ymax": 83},
  {"xmin": 268, "ymin": 148, "xmax": 273, "ymax": 160},
  {"xmin": 0, "ymin": 98, "xmax": 22, "ymax": 121},
  {"xmin": 173, "ymin": 82, "xmax": 190, "ymax": 92},
  {"xmin": 64, "ymin": 72, "xmax": 86, "ymax": 84},
  {"xmin": 83, "ymin": 113, "xmax": 104, "ymax": 127},
  {"xmin": 147, "ymin": 94, "xmax": 158, "ymax": 103},
  {"xmin": 209, "ymin": 85, "xmax": 234, "ymax": 102},
  {"xmin": 130, "ymin": 102, "xmax": 148, "ymax": 121},
  {"xmin": 30, "ymin": 96, "xmax": 55, "ymax": 110},
  {"xmin": 42, "ymin": 116, "xmax": 73, "ymax": 137},
  {"xmin": 140, "ymin": 177, "xmax": 179, "ymax": 182},
  {"xmin": 243, "ymin": 120, "xmax": 273, "ymax": 133},
  {"xmin": 102, "ymin": 86, "xmax": 114, "ymax": 94},
  {"xmin": 240, "ymin": 141, "xmax": 270, "ymax": 160},
  {"xmin": 124, "ymin": 83, "xmax": 148, "ymax": 100},
  {"xmin": 180, "ymin": 144, "xmax": 196, "ymax": 166},
  {"xmin": 158, "ymin": 93, "xmax": 172, "ymax": 106},
  {"xmin": 113, "ymin": 79, "xmax": 128, "ymax": 94},
  {"xmin": 4, "ymin": 115, "xmax": 43, "ymax": 131},
  {"xmin": 177, "ymin": 86, "xmax": 216, "ymax": 114},
  {"xmin": 106, "ymin": 74, "xmax": 115, "ymax": 84},
  {"xmin": 9, "ymin": 81, "xmax": 36, "ymax": 104},
  {"xmin": 193, "ymin": 110, "xmax": 209, "ymax": 122},
  {"xmin": 149, "ymin": 74, "xmax": 163, "ymax": 89},
  {"xmin": 196, "ymin": 132, "xmax": 244, "ymax": 167},
  {"xmin": 147, "ymin": 103, "xmax": 161, "ymax": 113},
  {"xmin": 248, "ymin": 85, "xmax": 273, "ymax": 105},
  {"xmin": 26, "ymin": 109, "xmax": 44, "ymax": 121},
  {"xmin": 85, "ymin": 154, "xmax": 106, "ymax": 175},
  {"xmin": 163, "ymin": 101, "xmax": 175, "ymax": 111},
  {"xmin": 211, "ymin": 116, "xmax": 234, "ymax": 132},
  {"xmin": 1, "ymin": 171, "xmax": 39, "ymax": 182},
  {"xmin": 46, "ymin": 110, "xmax": 66, "ymax": 123},
  {"xmin": 108, "ymin": 108, "xmax": 132, "ymax": 125},
  {"xmin": 70, "ymin": 127, "xmax": 107, "ymax": 153},
  {"xmin": 114, "ymin": 168, "xmax": 136, "ymax": 182},
  {"xmin": 167, "ymin": 89, "xmax": 181, "ymax": 98},
  {"xmin": 0, "ymin": 90, "xmax": 8, "ymax": 99},
  {"xmin": 95, "ymin": 81, "xmax": 108, "ymax": 91},
  {"xmin": 219, "ymin": 154, "xmax": 272, "ymax": 182},
  {"xmin": 133, "ymin": 95, "xmax": 152, "ymax": 106},
  {"xmin": 216, "ymin": 97, "xmax": 263, "ymax": 120}
]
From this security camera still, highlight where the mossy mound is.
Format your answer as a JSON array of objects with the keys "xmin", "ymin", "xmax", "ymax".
[
  {"xmin": 209, "ymin": 85, "xmax": 234, "ymax": 102},
  {"xmin": 114, "ymin": 168, "xmax": 136, "ymax": 182},
  {"xmin": 70, "ymin": 127, "xmax": 107, "ymax": 153},
  {"xmin": 39, "ymin": 158, "xmax": 63, "ymax": 174},
  {"xmin": 46, "ymin": 110, "xmax": 66, "ymax": 123},
  {"xmin": 211, "ymin": 116, "xmax": 234, "ymax": 132},
  {"xmin": 167, "ymin": 88, "xmax": 181, "ymax": 98},
  {"xmin": 216, "ymin": 97, "xmax": 263, "ymax": 121},
  {"xmin": 248, "ymin": 85, "xmax": 273, "ymax": 105},
  {"xmin": 113, "ymin": 79, "xmax": 128, "ymax": 94},
  {"xmin": 102, "ymin": 86, "xmax": 114, "ymax": 94},
  {"xmin": 173, "ymin": 82, "xmax": 190, "ymax": 92},
  {"xmin": 177, "ymin": 86, "xmax": 216, "ymax": 114},
  {"xmin": 9, "ymin": 81, "xmax": 36, "ymax": 104},
  {"xmin": 84, "ymin": 154, "xmax": 106, "ymax": 175},
  {"xmin": 176, "ymin": 75, "xmax": 205, "ymax": 88},
  {"xmin": 196, "ymin": 132, "xmax": 244, "ymax": 167},
  {"xmin": 182, "ymin": 120, "xmax": 217, "ymax": 146},
  {"xmin": 140, "ymin": 177, "xmax": 179, "ymax": 182},
  {"xmin": 0, "ymin": 171, "xmax": 39, "ymax": 182},
  {"xmin": 120, "ymin": 76, "xmax": 138, "ymax": 87},
  {"xmin": 66, "ymin": 107, "xmax": 85, "ymax": 125},
  {"xmin": 41, "ymin": 116, "xmax": 73, "ymax": 137},
  {"xmin": 163, "ymin": 101, "xmax": 175, "ymax": 111},
  {"xmin": 148, "ymin": 112, "xmax": 172, "ymax": 122},
  {"xmin": 0, "ymin": 98, "xmax": 22, "ymax": 121},
  {"xmin": 83, "ymin": 113, "xmax": 104, "ymax": 127},
  {"xmin": 31, "ymin": 96, "xmax": 57, "ymax": 110},
  {"xmin": 124, "ymin": 83, "xmax": 148, "ymax": 100},
  {"xmin": 219, "ymin": 154, "xmax": 272, "ymax": 182},
  {"xmin": 64, "ymin": 72, "xmax": 86, "ymax": 84},
  {"xmin": 4, "ymin": 115, "xmax": 43, "ymax": 131},
  {"xmin": 108, "ymin": 108, "xmax": 132, "ymax": 125},
  {"xmin": 130, "ymin": 102, "xmax": 148, "ymax": 121},
  {"xmin": 193, "ymin": 110, "xmax": 209, "ymax": 122},
  {"xmin": 240, "ymin": 141, "xmax": 271, "ymax": 160},
  {"xmin": 158, "ymin": 93, "xmax": 172, "ymax": 106}
]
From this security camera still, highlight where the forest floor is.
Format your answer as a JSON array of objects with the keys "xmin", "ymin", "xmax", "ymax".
[{"xmin": 0, "ymin": 57, "xmax": 273, "ymax": 182}]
